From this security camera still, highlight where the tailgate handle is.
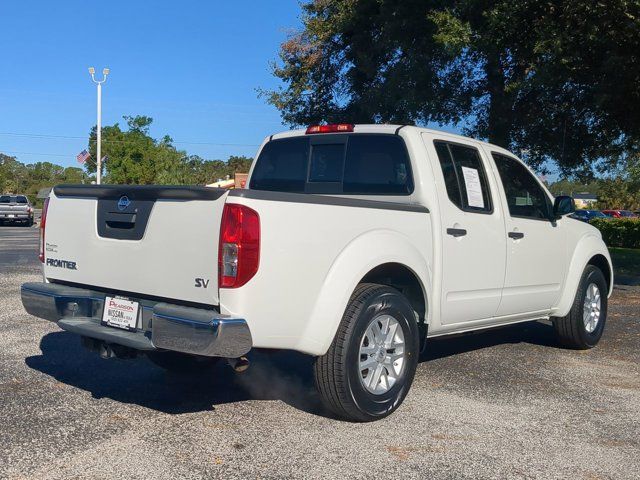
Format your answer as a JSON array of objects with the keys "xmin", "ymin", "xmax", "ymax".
[{"xmin": 104, "ymin": 212, "xmax": 136, "ymax": 230}]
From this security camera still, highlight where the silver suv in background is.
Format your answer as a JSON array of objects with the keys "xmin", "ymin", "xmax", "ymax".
[{"xmin": 0, "ymin": 194, "xmax": 35, "ymax": 226}]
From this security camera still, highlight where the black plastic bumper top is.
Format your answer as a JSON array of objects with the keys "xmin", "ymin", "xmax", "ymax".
[{"xmin": 20, "ymin": 282, "xmax": 252, "ymax": 358}]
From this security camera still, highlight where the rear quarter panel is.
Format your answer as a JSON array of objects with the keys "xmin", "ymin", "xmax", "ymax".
[{"xmin": 219, "ymin": 195, "xmax": 432, "ymax": 355}]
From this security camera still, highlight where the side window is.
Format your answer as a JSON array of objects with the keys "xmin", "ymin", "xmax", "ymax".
[
  {"xmin": 433, "ymin": 141, "xmax": 492, "ymax": 213},
  {"xmin": 492, "ymin": 153, "xmax": 552, "ymax": 220}
]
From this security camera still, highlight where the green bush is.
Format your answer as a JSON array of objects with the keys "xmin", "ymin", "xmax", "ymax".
[{"xmin": 589, "ymin": 218, "xmax": 640, "ymax": 249}]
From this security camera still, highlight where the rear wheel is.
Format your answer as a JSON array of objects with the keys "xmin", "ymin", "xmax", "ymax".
[
  {"xmin": 146, "ymin": 351, "xmax": 219, "ymax": 374},
  {"xmin": 553, "ymin": 265, "xmax": 608, "ymax": 349},
  {"xmin": 314, "ymin": 283, "xmax": 420, "ymax": 422}
]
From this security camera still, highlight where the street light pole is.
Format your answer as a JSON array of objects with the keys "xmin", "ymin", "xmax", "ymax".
[{"xmin": 88, "ymin": 67, "xmax": 109, "ymax": 184}]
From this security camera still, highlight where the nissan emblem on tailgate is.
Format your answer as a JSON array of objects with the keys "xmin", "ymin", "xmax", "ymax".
[{"xmin": 117, "ymin": 195, "xmax": 131, "ymax": 211}]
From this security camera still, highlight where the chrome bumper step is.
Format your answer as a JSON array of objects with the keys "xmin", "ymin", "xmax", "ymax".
[{"xmin": 21, "ymin": 282, "xmax": 252, "ymax": 358}]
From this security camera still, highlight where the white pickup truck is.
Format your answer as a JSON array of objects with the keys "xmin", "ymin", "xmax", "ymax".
[{"xmin": 21, "ymin": 124, "xmax": 612, "ymax": 421}]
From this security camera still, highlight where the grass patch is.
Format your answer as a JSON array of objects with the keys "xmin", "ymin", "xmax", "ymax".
[{"xmin": 609, "ymin": 247, "xmax": 640, "ymax": 278}]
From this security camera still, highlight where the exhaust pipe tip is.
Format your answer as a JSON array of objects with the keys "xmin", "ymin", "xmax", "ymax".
[{"xmin": 226, "ymin": 356, "xmax": 250, "ymax": 373}]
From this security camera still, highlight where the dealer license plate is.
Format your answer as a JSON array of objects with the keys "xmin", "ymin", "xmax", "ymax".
[{"xmin": 102, "ymin": 296, "xmax": 139, "ymax": 331}]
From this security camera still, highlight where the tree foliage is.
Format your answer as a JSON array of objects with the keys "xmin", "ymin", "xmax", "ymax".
[
  {"xmin": 0, "ymin": 153, "xmax": 85, "ymax": 204},
  {"xmin": 548, "ymin": 178, "xmax": 601, "ymax": 197},
  {"xmin": 595, "ymin": 155, "xmax": 640, "ymax": 210},
  {"xmin": 1, "ymin": 115, "xmax": 253, "ymax": 203},
  {"xmin": 264, "ymin": 0, "xmax": 640, "ymax": 177},
  {"xmin": 84, "ymin": 115, "xmax": 252, "ymax": 185}
]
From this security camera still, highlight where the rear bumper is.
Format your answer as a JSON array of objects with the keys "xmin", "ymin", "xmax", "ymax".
[{"xmin": 20, "ymin": 282, "xmax": 252, "ymax": 358}]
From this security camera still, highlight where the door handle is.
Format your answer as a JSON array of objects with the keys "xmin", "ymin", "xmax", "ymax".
[
  {"xmin": 446, "ymin": 228, "xmax": 467, "ymax": 237},
  {"xmin": 508, "ymin": 231, "xmax": 524, "ymax": 239}
]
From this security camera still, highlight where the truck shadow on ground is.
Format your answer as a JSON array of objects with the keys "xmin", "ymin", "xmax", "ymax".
[{"xmin": 25, "ymin": 320, "xmax": 558, "ymax": 417}]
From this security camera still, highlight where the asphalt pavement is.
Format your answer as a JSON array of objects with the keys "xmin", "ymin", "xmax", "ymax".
[{"xmin": 1, "ymin": 226, "xmax": 639, "ymax": 479}]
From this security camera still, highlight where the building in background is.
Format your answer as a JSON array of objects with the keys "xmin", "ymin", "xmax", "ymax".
[
  {"xmin": 206, "ymin": 172, "xmax": 248, "ymax": 189},
  {"xmin": 234, "ymin": 173, "xmax": 248, "ymax": 189},
  {"xmin": 572, "ymin": 193, "xmax": 598, "ymax": 209}
]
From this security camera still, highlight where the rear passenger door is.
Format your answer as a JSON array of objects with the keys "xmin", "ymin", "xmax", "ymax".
[
  {"xmin": 488, "ymin": 152, "xmax": 566, "ymax": 316},
  {"xmin": 423, "ymin": 135, "xmax": 507, "ymax": 325}
]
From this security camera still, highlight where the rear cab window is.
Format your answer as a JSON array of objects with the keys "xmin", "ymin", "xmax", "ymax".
[
  {"xmin": 249, "ymin": 134, "xmax": 413, "ymax": 195},
  {"xmin": 16, "ymin": 196, "xmax": 28, "ymax": 204},
  {"xmin": 0, "ymin": 195, "xmax": 11, "ymax": 203}
]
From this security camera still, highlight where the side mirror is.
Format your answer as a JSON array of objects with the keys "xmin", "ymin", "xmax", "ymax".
[{"xmin": 553, "ymin": 195, "xmax": 575, "ymax": 219}]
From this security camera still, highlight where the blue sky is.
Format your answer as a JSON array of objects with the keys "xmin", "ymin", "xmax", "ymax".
[{"xmin": 0, "ymin": 1, "xmax": 306, "ymax": 168}]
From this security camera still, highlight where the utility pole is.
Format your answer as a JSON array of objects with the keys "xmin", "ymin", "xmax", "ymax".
[{"xmin": 88, "ymin": 67, "xmax": 109, "ymax": 184}]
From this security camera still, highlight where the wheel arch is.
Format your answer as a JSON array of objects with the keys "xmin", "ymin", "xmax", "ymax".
[
  {"xmin": 361, "ymin": 262, "xmax": 427, "ymax": 324},
  {"xmin": 296, "ymin": 230, "xmax": 432, "ymax": 356},
  {"xmin": 587, "ymin": 254, "xmax": 612, "ymax": 294},
  {"xmin": 554, "ymin": 235, "xmax": 613, "ymax": 318}
]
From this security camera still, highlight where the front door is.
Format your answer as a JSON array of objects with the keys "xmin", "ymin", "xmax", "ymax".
[
  {"xmin": 424, "ymin": 135, "xmax": 507, "ymax": 325},
  {"xmin": 488, "ymin": 151, "xmax": 567, "ymax": 316}
]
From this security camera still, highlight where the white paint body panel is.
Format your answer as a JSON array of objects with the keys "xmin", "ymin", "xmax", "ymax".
[
  {"xmin": 420, "ymin": 132, "xmax": 506, "ymax": 325},
  {"xmin": 44, "ymin": 193, "xmax": 225, "ymax": 305},
  {"xmin": 43, "ymin": 125, "xmax": 612, "ymax": 356}
]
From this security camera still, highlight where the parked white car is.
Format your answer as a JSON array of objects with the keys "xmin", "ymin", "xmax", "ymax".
[{"xmin": 21, "ymin": 124, "xmax": 612, "ymax": 421}]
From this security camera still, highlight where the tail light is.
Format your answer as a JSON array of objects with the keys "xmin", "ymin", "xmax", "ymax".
[
  {"xmin": 306, "ymin": 123, "xmax": 354, "ymax": 134},
  {"xmin": 39, "ymin": 198, "xmax": 50, "ymax": 262},
  {"xmin": 219, "ymin": 204, "xmax": 260, "ymax": 288}
]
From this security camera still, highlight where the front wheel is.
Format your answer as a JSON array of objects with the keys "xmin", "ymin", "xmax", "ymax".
[
  {"xmin": 314, "ymin": 283, "xmax": 420, "ymax": 422},
  {"xmin": 553, "ymin": 265, "xmax": 608, "ymax": 349}
]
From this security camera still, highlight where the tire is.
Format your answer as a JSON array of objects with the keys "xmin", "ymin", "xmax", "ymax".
[
  {"xmin": 26, "ymin": 218, "xmax": 34, "ymax": 227},
  {"xmin": 146, "ymin": 351, "xmax": 219, "ymax": 374},
  {"xmin": 314, "ymin": 283, "xmax": 420, "ymax": 422},
  {"xmin": 553, "ymin": 265, "xmax": 608, "ymax": 349}
]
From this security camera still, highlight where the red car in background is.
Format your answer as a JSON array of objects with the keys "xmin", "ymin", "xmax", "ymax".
[{"xmin": 601, "ymin": 210, "xmax": 638, "ymax": 218}]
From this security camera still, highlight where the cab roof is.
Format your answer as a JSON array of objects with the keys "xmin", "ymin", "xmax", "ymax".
[{"xmin": 269, "ymin": 124, "xmax": 509, "ymax": 155}]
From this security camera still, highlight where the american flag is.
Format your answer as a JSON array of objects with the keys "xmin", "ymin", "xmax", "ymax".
[{"xmin": 76, "ymin": 149, "xmax": 90, "ymax": 164}]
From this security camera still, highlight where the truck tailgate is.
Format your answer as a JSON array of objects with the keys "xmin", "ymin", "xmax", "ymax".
[{"xmin": 44, "ymin": 185, "xmax": 227, "ymax": 305}]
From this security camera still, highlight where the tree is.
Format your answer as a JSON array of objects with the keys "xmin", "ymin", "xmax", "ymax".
[
  {"xmin": 85, "ymin": 115, "xmax": 190, "ymax": 185},
  {"xmin": 264, "ymin": 0, "xmax": 640, "ymax": 177},
  {"xmin": 84, "ymin": 115, "xmax": 253, "ymax": 185},
  {"xmin": 1, "ymin": 115, "xmax": 253, "ymax": 197},
  {"xmin": 595, "ymin": 154, "xmax": 640, "ymax": 210},
  {"xmin": 548, "ymin": 179, "xmax": 601, "ymax": 197},
  {"xmin": 0, "ymin": 154, "xmax": 88, "ymax": 205}
]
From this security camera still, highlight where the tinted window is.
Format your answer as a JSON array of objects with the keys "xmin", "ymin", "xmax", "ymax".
[
  {"xmin": 0, "ymin": 195, "xmax": 10, "ymax": 203},
  {"xmin": 249, "ymin": 134, "xmax": 413, "ymax": 195},
  {"xmin": 309, "ymin": 144, "xmax": 344, "ymax": 182},
  {"xmin": 434, "ymin": 141, "xmax": 492, "ymax": 213},
  {"xmin": 249, "ymin": 137, "xmax": 308, "ymax": 192},
  {"xmin": 492, "ymin": 153, "xmax": 552, "ymax": 220},
  {"xmin": 16, "ymin": 196, "xmax": 28, "ymax": 204},
  {"xmin": 343, "ymin": 135, "xmax": 412, "ymax": 194}
]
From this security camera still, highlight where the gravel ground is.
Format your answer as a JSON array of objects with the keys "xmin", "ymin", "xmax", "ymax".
[{"xmin": 1, "ymin": 226, "xmax": 639, "ymax": 479}]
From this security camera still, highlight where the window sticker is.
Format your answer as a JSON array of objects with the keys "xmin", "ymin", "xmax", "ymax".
[{"xmin": 461, "ymin": 166, "xmax": 485, "ymax": 208}]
